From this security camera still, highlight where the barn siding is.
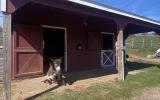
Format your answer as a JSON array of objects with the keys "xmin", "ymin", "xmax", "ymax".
[{"xmin": 12, "ymin": 4, "xmax": 117, "ymax": 77}]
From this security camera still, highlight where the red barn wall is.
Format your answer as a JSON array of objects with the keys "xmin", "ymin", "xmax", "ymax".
[{"xmin": 12, "ymin": 6, "xmax": 117, "ymax": 74}]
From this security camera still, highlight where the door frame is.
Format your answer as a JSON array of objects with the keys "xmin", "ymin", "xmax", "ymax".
[
  {"xmin": 101, "ymin": 32, "xmax": 115, "ymax": 67},
  {"xmin": 42, "ymin": 25, "xmax": 68, "ymax": 72}
]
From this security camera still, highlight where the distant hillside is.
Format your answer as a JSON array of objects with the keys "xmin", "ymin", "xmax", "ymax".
[{"xmin": 126, "ymin": 35, "xmax": 160, "ymax": 57}]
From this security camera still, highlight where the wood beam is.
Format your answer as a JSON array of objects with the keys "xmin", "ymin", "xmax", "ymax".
[
  {"xmin": 116, "ymin": 20, "xmax": 127, "ymax": 81},
  {"xmin": 2, "ymin": 13, "xmax": 11, "ymax": 100},
  {"xmin": 32, "ymin": 0, "xmax": 119, "ymax": 21},
  {"xmin": 7, "ymin": 0, "xmax": 31, "ymax": 14}
]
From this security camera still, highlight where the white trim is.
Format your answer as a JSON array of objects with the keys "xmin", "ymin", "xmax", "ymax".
[
  {"xmin": 0, "ymin": 0, "xmax": 6, "ymax": 12},
  {"xmin": 42, "ymin": 25, "xmax": 68, "ymax": 72},
  {"xmin": 68, "ymin": 0, "xmax": 160, "ymax": 26},
  {"xmin": 101, "ymin": 50, "xmax": 115, "ymax": 67}
]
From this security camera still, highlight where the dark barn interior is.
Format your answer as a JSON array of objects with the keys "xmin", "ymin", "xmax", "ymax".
[
  {"xmin": 102, "ymin": 34, "xmax": 114, "ymax": 50},
  {"xmin": 43, "ymin": 27, "xmax": 65, "ymax": 73}
]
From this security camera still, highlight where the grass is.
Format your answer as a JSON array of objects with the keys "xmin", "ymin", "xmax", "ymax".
[
  {"xmin": 126, "ymin": 35, "xmax": 160, "ymax": 57},
  {"xmin": 0, "ymin": 37, "xmax": 2, "ymax": 46},
  {"xmin": 33, "ymin": 61, "xmax": 160, "ymax": 100},
  {"xmin": 0, "ymin": 83, "xmax": 2, "ymax": 98}
]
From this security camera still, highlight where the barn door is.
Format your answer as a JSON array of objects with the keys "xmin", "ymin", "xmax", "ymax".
[{"xmin": 13, "ymin": 24, "xmax": 43, "ymax": 77}]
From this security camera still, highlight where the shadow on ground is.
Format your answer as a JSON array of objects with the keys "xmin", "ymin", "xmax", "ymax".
[
  {"xmin": 24, "ymin": 61, "xmax": 160, "ymax": 100},
  {"xmin": 64, "ymin": 66, "xmax": 117, "ymax": 85},
  {"xmin": 125, "ymin": 61, "xmax": 160, "ymax": 78},
  {"xmin": 24, "ymin": 85, "xmax": 61, "ymax": 100},
  {"xmin": 24, "ymin": 67, "xmax": 117, "ymax": 100},
  {"xmin": 126, "ymin": 61, "xmax": 160, "ymax": 71}
]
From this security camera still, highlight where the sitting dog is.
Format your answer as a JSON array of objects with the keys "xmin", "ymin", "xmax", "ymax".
[{"xmin": 43, "ymin": 57, "xmax": 63, "ymax": 85}]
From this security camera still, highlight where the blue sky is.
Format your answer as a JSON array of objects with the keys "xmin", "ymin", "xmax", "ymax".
[
  {"xmin": 0, "ymin": 12, "xmax": 3, "ymax": 29},
  {"xmin": 92, "ymin": 0, "xmax": 160, "ymax": 21}
]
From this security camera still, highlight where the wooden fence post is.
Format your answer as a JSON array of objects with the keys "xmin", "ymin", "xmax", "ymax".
[
  {"xmin": 2, "ymin": 13, "xmax": 11, "ymax": 100},
  {"xmin": 142, "ymin": 39, "xmax": 144, "ymax": 48},
  {"xmin": 131, "ymin": 39, "xmax": 134, "ymax": 48},
  {"xmin": 150, "ymin": 40, "xmax": 152, "ymax": 48}
]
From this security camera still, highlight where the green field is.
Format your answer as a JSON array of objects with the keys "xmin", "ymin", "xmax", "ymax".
[
  {"xmin": 0, "ymin": 83, "xmax": 2, "ymax": 99},
  {"xmin": 126, "ymin": 35, "xmax": 160, "ymax": 57},
  {"xmin": 0, "ymin": 37, "xmax": 2, "ymax": 46}
]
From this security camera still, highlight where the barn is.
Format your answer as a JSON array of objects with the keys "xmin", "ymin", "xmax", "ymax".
[{"xmin": 2, "ymin": 0, "xmax": 160, "ymax": 80}]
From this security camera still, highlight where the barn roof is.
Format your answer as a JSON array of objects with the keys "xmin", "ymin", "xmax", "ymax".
[{"xmin": 68, "ymin": 0, "xmax": 160, "ymax": 26}]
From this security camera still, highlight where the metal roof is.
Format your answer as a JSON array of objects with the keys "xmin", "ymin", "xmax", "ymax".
[{"xmin": 68, "ymin": 0, "xmax": 160, "ymax": 26}]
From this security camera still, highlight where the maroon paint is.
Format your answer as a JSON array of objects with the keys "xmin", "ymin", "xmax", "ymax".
[{"xmin": 11, "ymin": 4, "xmax": 117, "ymax": 77}]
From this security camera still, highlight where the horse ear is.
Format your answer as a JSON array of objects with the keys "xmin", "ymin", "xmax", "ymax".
[
  {"xmin": 52, "ymin": 57, "xmax": 56, "ymax": 60},
  {"xmin": 58, "ymin": 57, "xmax": 63, "ymax": 62},
  {"xmin": 49, "ymin": 57, "xmax": 56, "ymax": 61}
]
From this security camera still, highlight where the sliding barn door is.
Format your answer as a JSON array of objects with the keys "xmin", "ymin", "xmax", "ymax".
[{"xmin": 13, "ymin": 25, "xmax": 43, "ymax": 77}]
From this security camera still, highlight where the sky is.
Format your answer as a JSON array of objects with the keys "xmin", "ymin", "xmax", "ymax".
[
  {"xmin": 0, "ymin": 0, "xmax": 6, "ymax": 12},
  {"xmin": 92, "ymin": 0, "xmax": 160, "ymax": 21}
]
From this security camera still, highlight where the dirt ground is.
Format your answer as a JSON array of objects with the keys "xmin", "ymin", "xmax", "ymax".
[
  {"xmin": 134, "ymin": 87, "xmax": 160, "ymax": 100},
  {"xmin": 9, "ymin": 55, "xmax": 160, "ymax": 100},
  {"xmin": 128, "ymin": 54, "xmax": 160, "ymax": 63},
  {"xmin": 11, "ymin": 67, "xmax": 119, "ymax": 100}
]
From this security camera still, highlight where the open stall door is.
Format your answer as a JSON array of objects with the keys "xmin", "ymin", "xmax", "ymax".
[
  {"xmin": 101, "ymin": 33, "xmax": 115, "ymax": 67},
  {"xmin": 13, "ymin": 25, "xmax": 43, "ymax": 77},
  {"xmin": 43, "ymin": 27, "xmax": 66, "ymax": 73}
]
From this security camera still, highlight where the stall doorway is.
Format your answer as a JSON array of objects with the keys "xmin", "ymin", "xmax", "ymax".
[
  {"xmin": 43, "ymin": 26, "xmax": 67, "ymax": 73},
  {"xmin": 101, "ymin": 33, "xmax": 115, "ymax": 67}
]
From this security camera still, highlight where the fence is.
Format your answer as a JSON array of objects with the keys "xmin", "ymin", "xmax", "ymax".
[{"xmin": 126, "ymin": 40, "xmax": 160, "ymax": 49}]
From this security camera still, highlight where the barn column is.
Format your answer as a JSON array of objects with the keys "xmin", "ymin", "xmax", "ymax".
[
  {"xmin": 2, "ymin": 13, "xmax": 11, "ymax": 100},
  {"xmin": 116, "ymin": 21, "xmax": 126, "ymax": 81}
]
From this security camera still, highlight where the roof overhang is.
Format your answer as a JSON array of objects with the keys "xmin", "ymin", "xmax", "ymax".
[{"xmin": 68, "ymin": 0, "xmax": 160, "ymax": 26}]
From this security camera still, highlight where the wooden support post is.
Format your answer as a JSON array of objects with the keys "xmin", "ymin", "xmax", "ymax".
[
  {"xmin": 151, "ymin": 40, "xmax": 152, "ymax": 48},
  {"xmin": 116, "ymin": 21, "xmax": 126, "ymax": 81},
  {"xmin": 142, "ymin": 39, "xmax": 144, "ymax": 48},
  {"xmin": 131, "ymin": 39, "xmax": 134, "ymax": 48},
  {"xmin": 2, "ymin": 14, "xmax": 11, "ymax": 100}
]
